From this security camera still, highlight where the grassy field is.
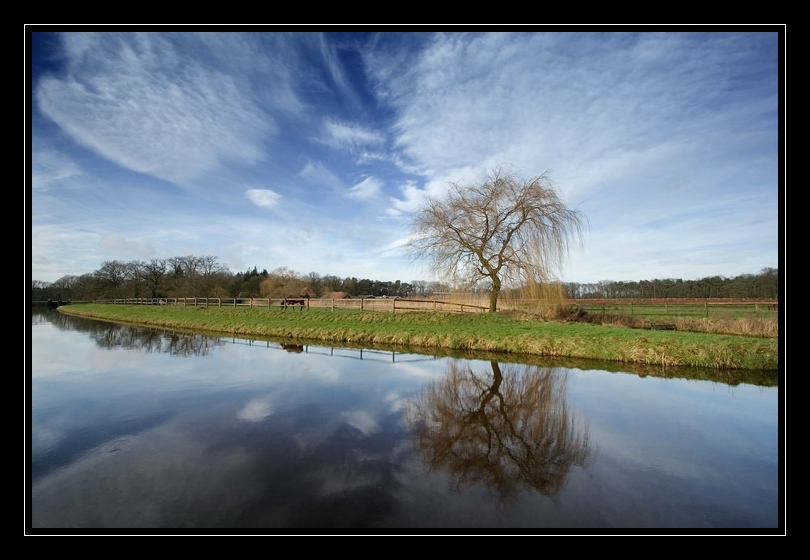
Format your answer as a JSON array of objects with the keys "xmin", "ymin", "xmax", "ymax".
[{"xmin": 56, "ymin": 303, "xmax": 779, "ymax": 371}]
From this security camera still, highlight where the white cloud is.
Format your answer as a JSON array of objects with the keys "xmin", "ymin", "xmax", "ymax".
[
  {"xmin": 388, "ymin": 181, "xmax": 428, "ymax": 215},
  {"xmin": 345, "ymin": 176, "xmax": 382, "ymax": 200},
  {"xmin": 245, "ymin": 188, "xmax": 281, "ymax": 209},
  {"xmin": 321, "ymin": 118, "xmax": 384, "ymax": 151}
]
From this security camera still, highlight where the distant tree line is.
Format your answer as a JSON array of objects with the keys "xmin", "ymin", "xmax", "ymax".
[
  {"xmin": 561, "ymin": 267, "xmax": 779, "ymax": 300},
  {"xmin": 29, "ymin": 256, "xmax": 779, "ymax": 303},
  {"xmin": 29, "ymin": 255, "xmax": 452, "ymax": 303}
]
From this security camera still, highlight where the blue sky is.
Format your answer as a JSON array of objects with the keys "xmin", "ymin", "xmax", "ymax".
[{"xmin": 29, "ymin": 29, "xmax": 782, "ymax": 285}]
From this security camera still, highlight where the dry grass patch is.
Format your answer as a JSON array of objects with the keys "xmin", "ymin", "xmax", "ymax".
[{"xmin": 568, "ymin": 311, "xmax": 777, "ymax": 338}]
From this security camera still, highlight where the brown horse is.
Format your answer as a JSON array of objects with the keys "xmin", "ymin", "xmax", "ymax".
[{"xmin": 282, "ymin": 297, "xmax": 306, "ymax": 310}]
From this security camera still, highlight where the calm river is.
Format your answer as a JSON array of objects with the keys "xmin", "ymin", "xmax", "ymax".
[{"xmin": 28, "ymin": 307, "xmax": 782, "ymax": 534}]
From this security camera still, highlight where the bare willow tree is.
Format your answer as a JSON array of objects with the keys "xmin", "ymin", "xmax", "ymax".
[{"xmin": 408, "ymin": 168, "xmax": 585, "ymax": 312}]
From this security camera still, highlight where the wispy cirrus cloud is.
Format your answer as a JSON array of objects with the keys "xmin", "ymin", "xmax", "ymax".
[
  {"xmin": 345, "ymin": 176, "xmax": 382, "ymax": 199},
  {"xmin": 320, "ymin": 118, "xmax": 385, "ymax": 151},
  {"xmin": 36, "ymin": 32, "xmax": 272, "ymax": 186}
]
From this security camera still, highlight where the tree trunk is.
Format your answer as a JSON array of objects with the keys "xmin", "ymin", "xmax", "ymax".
[{"xmin": 489, "ymin": 284, "xmax": 500, "ymax": 313}]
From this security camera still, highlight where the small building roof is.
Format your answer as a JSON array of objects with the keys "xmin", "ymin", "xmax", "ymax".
[{"xmin": 323, "ymin": 292, "xmax": 351, "ymax": 299}]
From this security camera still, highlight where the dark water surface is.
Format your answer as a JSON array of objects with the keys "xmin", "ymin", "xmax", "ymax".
[{"xmin": 28, "ymin": 307, "xmax": 782, "ymax": 533}]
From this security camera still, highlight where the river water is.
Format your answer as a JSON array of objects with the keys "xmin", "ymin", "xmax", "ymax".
[{"xmin": 27, "ymin": 307, "xmax": 782, "ymax": 534}]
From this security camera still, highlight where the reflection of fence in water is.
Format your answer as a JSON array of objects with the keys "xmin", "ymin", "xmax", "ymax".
[
  {"xmin": 222, "ymin": 336, "xmax": 438, "ymax": 363},
  {"xmin": 305, "ymin": 346, "xmax": 439, "ymax": 363}
]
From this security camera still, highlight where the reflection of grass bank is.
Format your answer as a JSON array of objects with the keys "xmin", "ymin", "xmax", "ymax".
[{"xmin": 57, "ymin": 304, "xmax": 779, "ymax": 371}]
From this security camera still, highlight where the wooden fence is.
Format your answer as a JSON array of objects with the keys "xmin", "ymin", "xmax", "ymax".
[
  {"xmin": 95, "ymin": 297, "xmax": 489, "ymax": 313},
  {"xmin": 513, "ymin": 298, "xmax": 778, "ymax": 318},
  {"xmin": 90, "ymin": 297, "xmax": 777, "ymax": 317}
]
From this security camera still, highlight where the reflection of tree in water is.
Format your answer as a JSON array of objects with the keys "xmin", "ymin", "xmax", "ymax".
[
  {"xmin": 406, "ymin": 361, "xmax": 592, "ymax": 499},
  {"xmin": 35, "ymin": 308, "xmax": 222, "ymax": 357}
]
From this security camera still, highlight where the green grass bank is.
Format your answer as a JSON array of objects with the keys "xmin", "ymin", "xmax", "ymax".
[{"xmin": 56, "ymin": 303, "xmax": 778, "ymax": 371}]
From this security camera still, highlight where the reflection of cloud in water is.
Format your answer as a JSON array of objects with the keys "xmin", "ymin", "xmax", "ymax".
[
  {"xmin": 237, "ymin": 398, "xmax": 274, "ymax": 422},
  {"xmin": 384, "ymin": 392, "xmax": 407, "ymax": 413},
  {"xmin": 292, "ymin": 427, "xmax": 335, "ymax": 452},
  {"xmin": 89, "ymin": 351, "xmax": 203, "ymax": 381},
  {"xmin": 220, "ymin": 345, "xmax": 344, "ymax": 383},
  {"xmin": 341, "ymin": 410, "xmax": 379, "ymax": 435},
  {"xmin": 390, "ymin": 361, "xmax": 446, "ymax": 379}
]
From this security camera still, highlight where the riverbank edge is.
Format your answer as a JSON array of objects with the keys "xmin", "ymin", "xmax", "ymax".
[{"xmin": 55, "ymin": 303, "xmax": 779, "ymax": 372}]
